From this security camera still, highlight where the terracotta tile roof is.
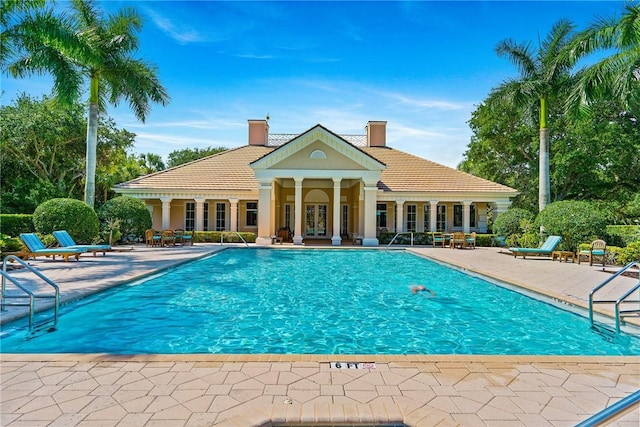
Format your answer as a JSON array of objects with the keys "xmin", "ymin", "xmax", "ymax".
[
  {"xmin": 115, "ymin": 146, "xmax": 274, "ymax": 191},
  {"xmin": 115, "ymin": 144, "xmax": 516, "ymax": 195},
  {"xmin": 362, "ymin": 146, "xmax": 517, "ymax": 194}
]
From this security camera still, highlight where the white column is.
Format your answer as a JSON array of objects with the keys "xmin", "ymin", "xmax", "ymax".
[
  {"xmin": 194, "ymin": 197, "xmax": 205, "ymax": 231},
  {"xmin": 229, "ymin": 198, "xmax": 238, "ymax": 232},
  {"xmin": 463, "ymin": 200, "xmax": 472, "ymax": 233},
  {"xmin": 160, "ymin": 197, "xmax": 172, "ymax": 230},
  {"xmin": 293, "ymin": 178, "xmax": 304, "ymax": 245},
  {"xmin": 493, "ymin": 200, "xmax": 512, "ymax": 218},
  {"xmin": 395, "ymin": 200, "xmax": 405, "ymax": 233},
  {"xmin": 331, "ymin": 178, "xmax": 342, "ymax": 246},
  {"xmin": 358, "ymin": 186, "xmax": 364, "ymax": 236},
  {"xmin": 362, "ymin": 181, "xmax": 379, "ymax": 246},
  {"xmin": 429, "ymin": 200, "xmax": 438, "ymax": 232},
  {"xmin": 255, "ymin": 181, "xmax": 273, "ymax": 245}
]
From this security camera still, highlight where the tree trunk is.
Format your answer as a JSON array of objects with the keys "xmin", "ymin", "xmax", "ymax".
[
  {"xmin": 538, "ymin": 97, "xmax": 550, "ymax": 212},
  {"xmin": 84, "ymin": 76, "xmax": 99, "ymax": 207},
  {"xmin": 539, "ymin": 128, "xmax": 550, "ymax": 212}
]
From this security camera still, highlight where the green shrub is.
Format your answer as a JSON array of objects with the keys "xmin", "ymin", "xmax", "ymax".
[
  {"xmin": 192, "ymin": 231, "xmax": 256, "ymax": 244},
  {"xmin": 619, "ymin": 242, "xmax": 640, "ymax": 265},
  {"xmin": 536, "ymin": 200, "xmax": 608, "ymax": 252},
  {"xmin": 98, "ymin": 196, "xmax": 151, "ymax": 243},
  {"xmin": 32, "ymin": 198, "xmax": 99, "ymax": 244},
  {"xmin": 0, "ymin": 233, "xmax": 24, "ymax": 256},
  {"xmin": 492, "ymin": 208, "xmax": 535, "ymax": 237},
  {"xmin": 0, "ymin": 214, "xmax": 34, "ymax": 236},
  {"xmin": 606, "ymin": 225, "xmax": 640, "ymax": 247}
]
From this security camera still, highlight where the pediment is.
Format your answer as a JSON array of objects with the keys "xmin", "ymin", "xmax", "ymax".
[{"xmin": 250, "ymin": 125, "xmax": 385, "ymax": 172}]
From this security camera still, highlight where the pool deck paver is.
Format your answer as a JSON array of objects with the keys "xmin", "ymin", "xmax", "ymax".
[{"xmin": 1, "ymin": 243, "xmax": 639, "ymax": 426}]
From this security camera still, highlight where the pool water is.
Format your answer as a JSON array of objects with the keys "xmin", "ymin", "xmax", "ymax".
[{"xmin": 2, "ymin": 249, "xmax": 639, "ymax": 355}]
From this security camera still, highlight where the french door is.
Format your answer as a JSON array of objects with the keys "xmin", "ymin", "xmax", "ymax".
[{"xmin": 305, "ymin": 204, "xmax": 327, "ymax": 237}]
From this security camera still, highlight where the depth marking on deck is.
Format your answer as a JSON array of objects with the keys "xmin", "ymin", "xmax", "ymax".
[{"xmin": 330, "ymin": 362, "xmax": 376, "ymax": 369}]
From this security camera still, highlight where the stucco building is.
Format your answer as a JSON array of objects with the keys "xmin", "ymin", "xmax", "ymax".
[{"xmin": 114, "ymin": 120, "xmax": 517, "ymax": 246}]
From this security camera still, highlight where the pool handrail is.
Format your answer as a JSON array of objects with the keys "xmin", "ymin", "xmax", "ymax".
[
  {"xmin": 219, "ymin": 231, "xmax": 249, "ymax": 248},
  {"xmin": 588, "ymin": 261, "xmax": 640, "ymax": 334},
  {"xmin": 1, "ymin": 255, "xmax": 60, "ymax": 333},
  {"xmin": 575, "ymin": 389, "xmax": 640, "ymax": 427},
  {"xmin": 386, "ymin": 232, "xmax": 414, "ymax": 250}
]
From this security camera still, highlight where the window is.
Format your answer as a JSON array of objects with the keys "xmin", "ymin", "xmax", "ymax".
[
  {"xmin": 246, "ymin": 202, "xmax": 257, "ymax": 226},
  {"xmin": 470, "ymin": 204, "xmax": 477, "ymax": 228},
  {"xmin": 376, "ymin": 203, "xmax": 387, "ymax": 228},
  {"xmin": 215, "ymin": 202, "xmax": 226, "ymax": 231},
  {"xmin": 436, "ymin": 205, "xmax": 446, "ymax": 231},
  {"xmin": 454, "ymin": 205, "xmax": 463, "ymax": 228},
  {"xmin": 406, "ymin": 204, "xmax": 417, "ymax": 232},
  {"xmin": 341, "ymin": 204, "xmax": 348, "ymax": 236},
  {"xmin": 453, "ymin": 204, "xmax": 478, "ymax": 228},
  {"xmin": 423, "ymin": 204, "xmax": 431, "ymax": 231},
  {"xmin": 284, "ymin": 204, "xmax": 292, "ymax": 231},
  {"xmin": 185, "ymin": 202, "xmax": 195, "ymax": 231},
  {"xmin": 203, "ymin": 202, "xmax": 209, "ymax": 231}
]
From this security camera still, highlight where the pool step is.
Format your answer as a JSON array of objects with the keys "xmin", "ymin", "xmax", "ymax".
[{"xmin": 1, "ymin": 255, "xmax": 60, "ymax": 336}]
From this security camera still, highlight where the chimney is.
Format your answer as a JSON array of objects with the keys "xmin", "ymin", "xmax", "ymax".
[
  {"xmin": 366, "ymin": 121, "xmax": 387, "ymax": 147},
  {"xmin": 248, "ymin": 119, "xmax": 269, "ymax": 146}
]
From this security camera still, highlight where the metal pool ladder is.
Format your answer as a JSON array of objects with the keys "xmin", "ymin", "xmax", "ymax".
[
  {"xmin": 589, "ymin": 261, "xmax": 640, "ymax": 334},
  {"xmin": 1, "ymin": 255, "xmax": 60, "ymax": 335}
]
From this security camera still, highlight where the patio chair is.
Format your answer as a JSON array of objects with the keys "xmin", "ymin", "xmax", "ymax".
[
  {"xmin": 509, "ymin": 235, "xmax": 562, "ymax": 259},
  {"xmin": 52, "ymin": 230, "xmax": 111, "ymax": 256},
  {"xmin": 466, "ymin": 232, "xmax": 477, "ymax": 249},
  {"xmin": 577, "ymin": 239, "xmax": 607, "ymax": 266},
  {"xmin": 174, "ymin": 229, "xmax": 194, "ymax": 246},
  {"xmin": 431, "ymin": 232, "xmax": 449, "ymax": 248},
  {"xmin": 19, "ymin": 233, "xmax": 87, "ymax": 262},
  {"xmin": 145, "ymin": 229, "xmax": 162, "ymax": 247},
  {"xmin": 450, "ymin": 231, "xmax": 466, "ymax": 249}
]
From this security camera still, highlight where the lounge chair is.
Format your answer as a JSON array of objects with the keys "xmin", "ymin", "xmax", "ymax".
[
  {"xmin": 19, "ymin": 233, "xmax": 87, "ymax": 262},
  {"xmin": 509, "ymin": 235, "xmax": 562, "ymax": 259},
  {"xmin": 577, "ymin": 239, "xmax": 607, "ymax": 266},
  {"xmin": 52, "ymin": 230, "xmax": 111, "ymax": 256}
]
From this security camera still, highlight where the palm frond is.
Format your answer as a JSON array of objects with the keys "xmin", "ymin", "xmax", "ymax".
[{"xmin": 495, "ymin": 38, "xmax": 537, "ymax": 78}]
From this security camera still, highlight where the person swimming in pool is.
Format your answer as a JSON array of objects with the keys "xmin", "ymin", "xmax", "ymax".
[{"xmin": 411, "ymin": 285, "xmax": 436, "ymax": 296}]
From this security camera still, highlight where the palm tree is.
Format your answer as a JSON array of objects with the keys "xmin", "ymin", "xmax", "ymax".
[
  {"xmin": 2, "ymin": 0, "xmax": 169, "ymax": 207},
  {"xmin": 567, "ymin": 4, "xmax": 640, "ymax": 115},
  {"xmin": 490, "ymin": 20, "xmax": 577, "ymax": 212}
]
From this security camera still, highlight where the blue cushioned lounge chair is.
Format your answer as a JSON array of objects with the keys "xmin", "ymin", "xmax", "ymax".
[
  {"xmin": 19, "ymin": 233, "xmax": 87, "ymax": 262},
  {"xmin": 509, "ymin": 235, "xmax": 562, "ymax": 259},
  {"xmin": 52, "ymin": 230, "xmax": 111, "ymax": 256}
]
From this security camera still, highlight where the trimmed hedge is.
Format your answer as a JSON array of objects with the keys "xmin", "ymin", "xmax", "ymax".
[
  {"xmin": 0, "ymin": 214, "xmax": 34, "ymax": 237},
  {"xmin": 32, "ymin": 198, "xmax": 99, "ymax": 244},
  {"xmin": 193, "ymin": 231, "xmax": 256, "ymax": 243},
  {"xmin": 378, "ymin": 232, "xmax": 497, "ymax": 247}
]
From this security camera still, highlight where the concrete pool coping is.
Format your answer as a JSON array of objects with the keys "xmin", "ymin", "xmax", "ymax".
[{"xmin": 1, "ymin": 243, "xmax": 639, "ymax": 426}]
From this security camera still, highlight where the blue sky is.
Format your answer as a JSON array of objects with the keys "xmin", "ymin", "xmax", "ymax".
[{"xmin": 2, "ymin": 0, "xmax": 632, "ymax": 167}]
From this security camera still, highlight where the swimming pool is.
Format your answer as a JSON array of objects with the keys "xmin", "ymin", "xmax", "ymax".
[{"xmin": 2, "ymin": 248, "xmax": 639, "ymax": 355}]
